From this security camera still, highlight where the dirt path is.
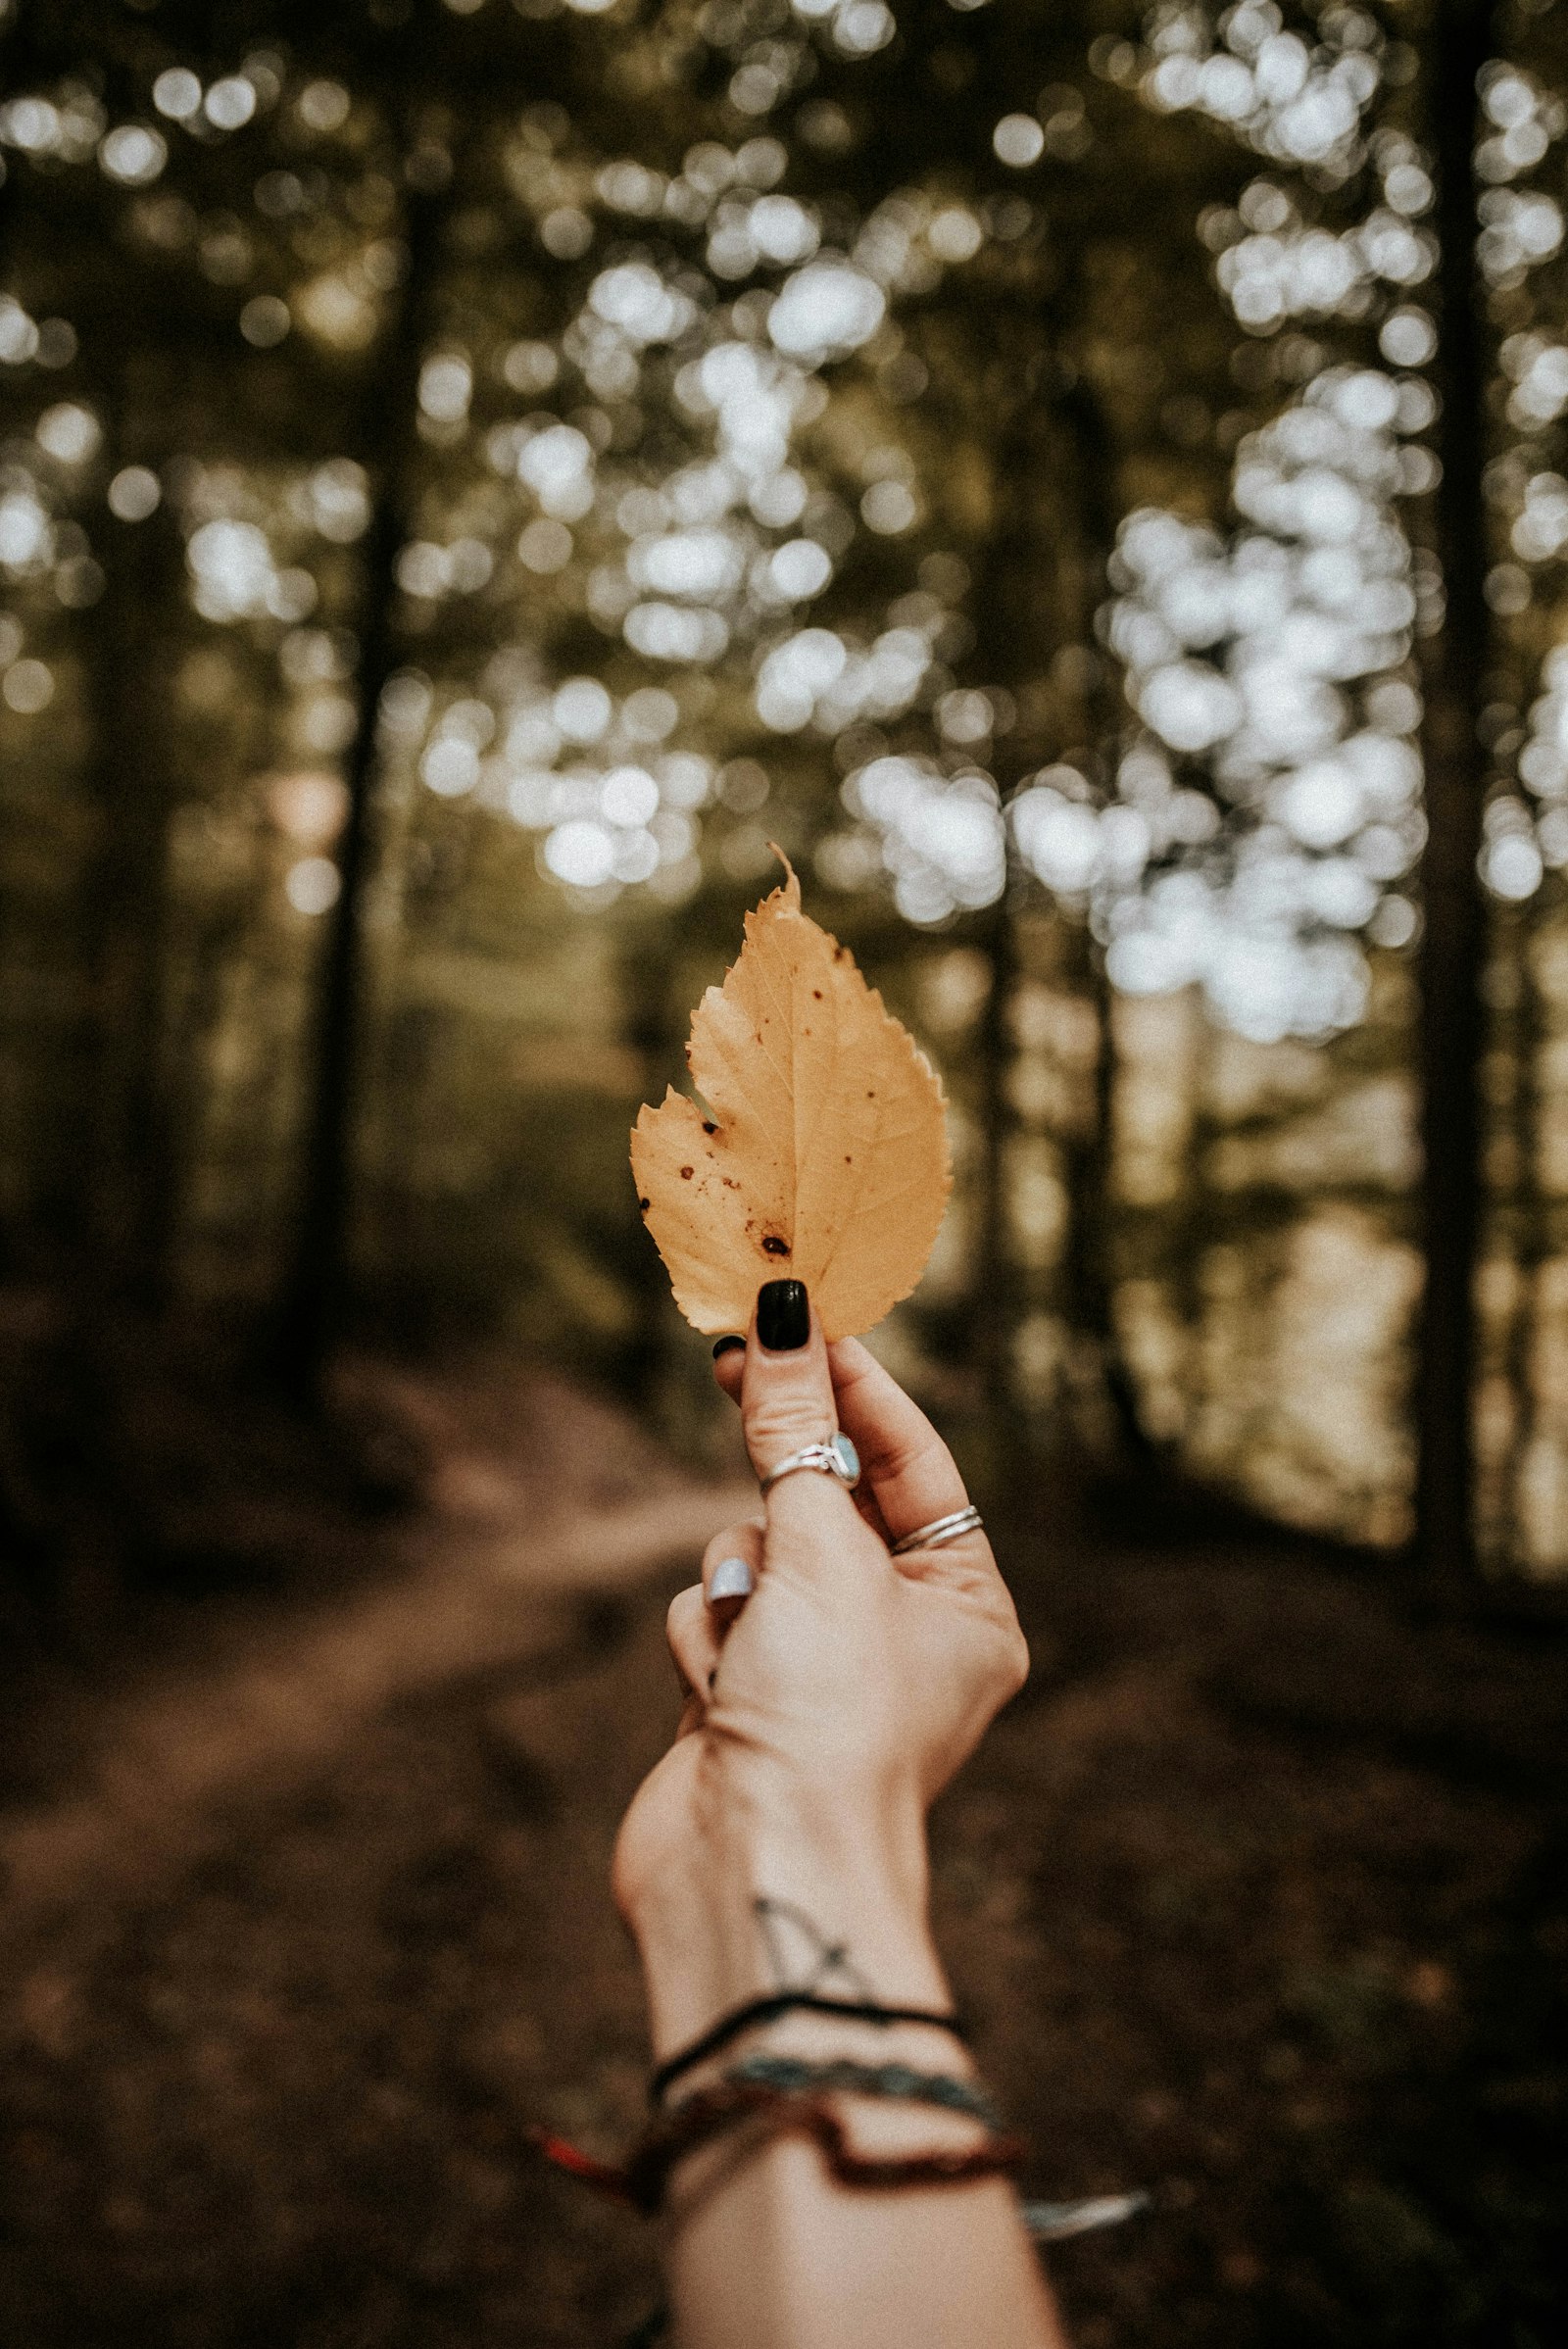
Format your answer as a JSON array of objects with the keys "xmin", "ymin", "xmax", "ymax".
[
  {"xmin": 0, "ymin": 1357, "xmax": 753, "ymax": 1950},
  {"xmin": 1, "ymin": 1365, "xmax": 1564, "ymax": 2349}
]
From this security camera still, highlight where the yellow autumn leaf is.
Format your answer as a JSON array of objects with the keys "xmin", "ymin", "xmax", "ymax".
[{"xmin": 630, "ymin": 856, "xmax": 952, "ymax": 1341}]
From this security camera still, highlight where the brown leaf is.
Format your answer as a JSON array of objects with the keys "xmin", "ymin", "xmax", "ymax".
[{"xmin": 630, "ymin": 856, "xmax": 952, "ymax": 1340}]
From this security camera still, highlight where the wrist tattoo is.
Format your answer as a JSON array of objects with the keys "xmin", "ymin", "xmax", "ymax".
[
  {"xmin": 649, "ymin": 1896, "xmax": 965, "ymax": 2107},
  {"xmin": 755, "ymin": 1896, "xmax": 878, "ymax": 2003}
]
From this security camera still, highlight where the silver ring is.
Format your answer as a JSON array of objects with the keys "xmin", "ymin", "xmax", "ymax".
[
  {"xmin": 889, "ymin": 1504, "xmax": 984, "ymax": 1555},
  {"xmin": 760, "ymin": 1433, "xmax": 861, "ymax": 1495}
]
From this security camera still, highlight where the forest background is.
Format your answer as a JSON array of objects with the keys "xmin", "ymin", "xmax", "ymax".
[
  {"xmin": 9, "ymin": 0, "xmax": 1568, "ymax": 1585},
  {"xmin": 7, "ymin": 0, "xmax": 1568, "ymax": 1582},
  {"xmin": 1, "ymin": 2, "xmax": 1567, "ymax": 2346}
]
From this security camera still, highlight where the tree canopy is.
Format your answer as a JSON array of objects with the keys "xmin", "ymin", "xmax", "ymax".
[{"xmin": 4, "ymin": 0, "xmax": 1568, "ymax": 1573}]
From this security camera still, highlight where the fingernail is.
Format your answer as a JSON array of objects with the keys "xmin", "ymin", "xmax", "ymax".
[
  {"xmin": 712, "ymin": 1335, "xmax": 746, "ymax": 1358},
  {"xmin": 757, "ymin": 1279, "xmax": 808, "ymax": 1351},
  {"xmin": 709, "ymin": 1555, "xmax": 755, "ymax": 1602}
]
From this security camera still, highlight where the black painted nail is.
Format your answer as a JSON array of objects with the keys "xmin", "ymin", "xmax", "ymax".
[
  {"xmin": 758, "ymin": 1279, "xmax": 809, "ymax": 1351},
  {"xmin": 712, "ymin": 1335, "xmax": 746, "ymax": 1358}
]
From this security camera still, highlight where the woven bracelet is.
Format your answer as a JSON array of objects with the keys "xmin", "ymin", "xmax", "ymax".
[{"xmin": 726, "ymin": 2051, "xmax": 1005, "ymax": 2132}]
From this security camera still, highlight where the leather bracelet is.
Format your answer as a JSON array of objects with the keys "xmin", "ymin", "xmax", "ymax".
[{"xmin": 532, "ymin": 2079, "xmax": 1027, "ymax": 2218}]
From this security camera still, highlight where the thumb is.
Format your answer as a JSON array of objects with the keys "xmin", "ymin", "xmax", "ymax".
[{"xmin": 740, "ymin": 1279, "xmax": 843, "ymax": 1488}]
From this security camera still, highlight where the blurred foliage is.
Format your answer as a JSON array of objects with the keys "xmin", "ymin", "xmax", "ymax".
[{"xmin": 3, "ymin": 0, "xmax": 1568, "ymax": 1569}]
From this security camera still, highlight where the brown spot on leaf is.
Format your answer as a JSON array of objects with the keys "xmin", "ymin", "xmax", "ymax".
[
  {"xmin": 702, "ymin": 1120, "xmax": 717, "ymax": 1135},
  {"xmin": 680, "ymin": 1166, "xmax": 694, "ymax": 1179},
  {"xmin": 638, "ymin": 1198, "xmax": 650, "ymax": 1213},
  {"xmin": 761, "ymin": 1235, "xmax": 790, "ymax": 1256},
  {"xmin": 812, "ymin": 989, "xmax": 823, "ymax": 999}
]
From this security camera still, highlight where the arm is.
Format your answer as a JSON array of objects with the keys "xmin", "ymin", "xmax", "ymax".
[
  {"xmin": 628, "ymin": 1775, "xmax": 1063, "ymax": 2349},
  {"xmin": 612, "ymin": 1284, "xmax": 1068, "ymax": 2349}
]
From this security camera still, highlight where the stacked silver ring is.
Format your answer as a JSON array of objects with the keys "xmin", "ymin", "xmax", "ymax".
[
  {"xmin": 759, "ymin": 1432, "xmax": 861, "ymax": 1495},
  {"xmin": 889, "ymin": 1504, "xmax": 984, "ymax": 1555}
]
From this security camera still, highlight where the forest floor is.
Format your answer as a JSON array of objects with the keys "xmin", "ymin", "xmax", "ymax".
[{"xmin": 0, "ymin": 1344, "xmax": 1564, "ymax": 2349}]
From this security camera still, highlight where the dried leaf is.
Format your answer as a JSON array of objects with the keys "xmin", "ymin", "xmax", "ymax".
[{"xmin": 630, "ymin": 856, "xmax": 952, "ymax": 1340}]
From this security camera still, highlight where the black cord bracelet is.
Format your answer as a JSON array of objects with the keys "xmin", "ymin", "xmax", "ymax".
[{"xmin": 650, "ymin": 1992, "xmax": 969, "ymax": 2107}]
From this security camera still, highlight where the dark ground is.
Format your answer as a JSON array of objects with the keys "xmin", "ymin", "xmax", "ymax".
[{"xmin": 0, "ymin": 1350, "xmax": 1564, "ymax": 2349}]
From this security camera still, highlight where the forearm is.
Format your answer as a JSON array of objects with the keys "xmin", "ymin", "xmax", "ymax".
[{"xmin": 627, "ymin": 1767, "xmax": 1067, "ymax": 2349}]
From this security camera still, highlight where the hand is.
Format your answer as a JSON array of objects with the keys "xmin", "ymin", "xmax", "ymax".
[{"xmin": 612, "ymin": 1280, "xmax": 1029, "ymax": 2048}]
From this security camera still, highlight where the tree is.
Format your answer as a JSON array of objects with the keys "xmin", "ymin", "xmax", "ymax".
[
  {"xmin": 272, "ymin": 76, "xmax": 467, "ymax": 1400},
  {"xmin": 1415, "ymin": 0, "xmax": 1492, "ymax": 1581}
]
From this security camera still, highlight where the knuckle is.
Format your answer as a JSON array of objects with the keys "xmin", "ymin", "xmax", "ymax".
[
  {"xmin": 703, "ymin": 1519, "xmax": 761, "ymax": 1571},
  {"xmin": 745, "ymin": 1390, "xmax": 830, "ymax": 1457},
  {"xmin": 666, "ymin": 1585, "xmax": 704, "ymax": 1643},
  {"xmin": 610, "ymin": 1819, "xmax": 650, "ymax": 1928},
  {"xmin": 610, "ymin": 1829, "xmax": 636, "ymax": 1921},
  {"xmin": 870, "ymin": 1427, "xmax": 952, "ymax": 1488}
]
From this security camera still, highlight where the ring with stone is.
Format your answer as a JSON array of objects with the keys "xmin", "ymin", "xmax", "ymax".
[{"xmin": 759, "ymin": 1433, "xmax": 861, "ymax": 1496}]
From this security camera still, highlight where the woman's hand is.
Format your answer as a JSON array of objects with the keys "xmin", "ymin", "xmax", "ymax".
[
  {"xmin": 612, "ymin": 1278, "xmax": 1029, "ymax": 2056},
  {"xmin": 612, "ymin": 1283, "xmax": 1064, "ymax": 2349}
]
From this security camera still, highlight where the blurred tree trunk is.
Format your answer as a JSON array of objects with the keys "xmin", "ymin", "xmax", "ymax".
[
  {"xmin": 972, "ymin": 891, "xmax": 1021, "ymax": 1426},
  {"xmin": 82, "ymin": 387, "xmax": 182, "ymax": 1305},
  {"xmin": 971, "ymin": 360, "xmax": 1147, "ymax": 1461},
  {"xmin": 966, "ymin": 386, "xmax": 1041, "ymax": 1443},
  {"xmin": 0, "ymin": 8, "xmax": 169, "ymax": 1628},
  {"xmin": 273, "ymin": 135, "xmax": 455, "ymax": 1403},
  {"xmin": 1055, "ymin": 369, "xmax": 1158, "ymax": 1465},
  {"xmin": 1415, "ymin": 0, "xmax": 1492, "ymax": 1581},
  {"xmin": 1502, "ymin": 914, "xmax": 1540, "ymax": 1571},
  {"xmin": 619, "ymin": 924, "xmax": 679, "ymax": 1408}
]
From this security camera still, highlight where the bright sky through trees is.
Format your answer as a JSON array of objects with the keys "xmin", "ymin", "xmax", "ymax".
[{"xmin": 4, "ymin": 0, "xmax": 1568, "ymax": 1571}]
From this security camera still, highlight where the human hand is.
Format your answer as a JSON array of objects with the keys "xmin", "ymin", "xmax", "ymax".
[
  {"xmin": 610, "ymin": 1282, "xmax": 1061, "ymax": 2349},
  {"xmin": 612, "ymin": 1279, "xmax": 1028, "ymax": 2051}
]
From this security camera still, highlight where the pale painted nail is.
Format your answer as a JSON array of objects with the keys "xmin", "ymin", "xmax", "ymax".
[{"xmin": 709, "ymin": 1555, "xmax": 755, "ymax": 1602}]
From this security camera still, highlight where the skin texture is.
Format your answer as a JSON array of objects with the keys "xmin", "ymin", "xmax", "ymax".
[{"xmin": 612, "ymin": 1296, "xmax": 1067, "ymax": 2349}]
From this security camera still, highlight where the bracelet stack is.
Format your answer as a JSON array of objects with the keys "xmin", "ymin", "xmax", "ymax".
[
  {"xmin": 533, "ymin": 2070, "xmax": 1027, "ymax": 2219},
  {"xmin": 649, "ymin": 1989, "xmax": 969, "ymax": 2106},
  {"xmin": 534, "ymin": 1990, "xmax": 1016, "ymax": 2219}
]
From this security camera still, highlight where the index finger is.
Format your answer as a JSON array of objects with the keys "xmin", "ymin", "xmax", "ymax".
[
  {"xmin": 825, "ymin": 1337, "xmax": 971, "ymax": 1545},
  {"xmin": 740, "ymin": 1283, "xmax": 868, "ymax": 1566}
]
